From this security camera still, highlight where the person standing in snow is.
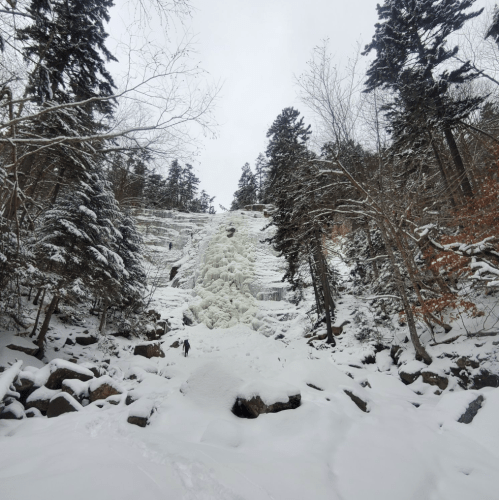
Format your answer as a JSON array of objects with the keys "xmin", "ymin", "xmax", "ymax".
[
  {"xmin": 183, "ymin": 339, "xmax": 190, "ymax": 357},
  {"xmin": 169, "ymin": 242, "xmax": 172, "ymax": 250}
]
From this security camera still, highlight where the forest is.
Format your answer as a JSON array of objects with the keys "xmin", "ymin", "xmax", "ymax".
[
  {"xmin": 0, "ymin": 0, "xmax": 216, "ymax": 355},
  {"xmin": 232, "ymin": 0, "xmax": 499, "ymax": 363}
]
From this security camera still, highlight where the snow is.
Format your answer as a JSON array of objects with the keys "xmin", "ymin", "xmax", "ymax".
[
  {"xmin": 1, "ymin": 211, "xmax": 499, "ymax": 499},
  {"xmin": 26, "ymin": 386, "xmax": 60, "ymax": 403},
  {"xmin": 0, "ymin": 360, "xmax": 23, "ymax": 401}
]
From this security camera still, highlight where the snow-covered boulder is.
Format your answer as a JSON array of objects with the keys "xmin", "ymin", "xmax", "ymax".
[
  {"xmin": 88, "ymin": 376, "xmax": 122, "ymax": 402},
  {"xmin": 127, "ymin": 399, "xmax": 154, "ymax": 427},
  {"xmin": 25, "ymin": 407, "xmax": 42, "ymax": 418},
  {"xmin": 26, "ymin": 386, "xmax": 60, "ymax": 414},
  {"xmin": 133, "ymin": 341, "xmax": 165, "ymax": 359},
  {"xmin": 398, "ymin": 360, "xmax": 426, "ymax": 385},
  {"xmin": 42, "ymin": 359, "xmax": 94, "ymax": 390},
  {"xmin": 47, "ymin": 393, "xmax": 83, "ymax": 418},
  {"xmin": 232, "ymin": 380, "xmax": 301, "ymax": 419},
  {"xmin": 0, "ymin": 401, "xmax": 24, "ymax": 420},
  {"xmin": 61, "ymin": 379, "xmax": 89, "ymax": 403},
  {"xmin": 343, "ymin": 388, "xmax": 370, "ymax": 413}
]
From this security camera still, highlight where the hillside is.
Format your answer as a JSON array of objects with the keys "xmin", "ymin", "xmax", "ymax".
[{"xmin": 1, "ymin": 208, "xmax": 499, "ymax": 500}]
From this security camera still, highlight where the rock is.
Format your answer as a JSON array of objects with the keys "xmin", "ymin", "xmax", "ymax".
[
  {"xmin": 6, "ymin": 341, "xmax": 39, "ymax": 357},
  {"xmin": 170, "ymin": 340, "xmax": 180, "ymax": 348},
  {"xmin": 65, "ymin": 337, "xmax": 75, "ymax": 346},
  {"xmin": 183, "ymin": 312, "xmax": 194, "ymax": 326},
  {"xmin": 170, "ymin": 266, "xmax": 180, "ymax": 281},
  {"xmin": 344, "ymin": 389, "xmax": 369, "ymax": 413},
  {"xmin": 456, "ymin": 356, "xmax": 480, "ymax": 370},
  {"xmin": 226, "ymin": 227, "xmax": 236, "ymax": 238},
  {"xmin": 421, "ymin": 370, "xmax": 448, "ymax": 390},
  {"xmin": 0, "ymin": 401, "xmax": 25, "ymax": 420},
  {"xmin": 61, "ymin": 379, "xmax": 89, "ymax": 403},
  {"xmin": 25, "ymin": 407, "xmax": 43, "ymax": 418},
  {"xmin": 47, "ymin": 393, "xmax": 82, "ymax": 418},
  {"xmin": 88, "ymin": 376, "xmax": 122, "ymax": 402},
  {"xmin": 45, "ymin": 360, "xmax": 94, "ymax": 390},
  {"xmin": 275, "ymin": 334, "xmax": 285, "ymax": 340},
  {"xmin": 306, "ymin": 383, "xmax": 323, "ymax": 391},
  {"xmin": 134, "ymin": 342, "xmax": 165, "ymax": 359},
  {"xmin": 75, "ymin": 334, "xmax": 98, "ymax": 346},
  {"xmin": 232, "ymin": 393, "xmax": 301, "ymax": 419},
  {"xmin": 471, "ymin": 369, "xmax": 499, "ymax": 390},
  {"xmin": 14, "ymin": 373, "xmax": 35, "ymax": 404},
  {"xmin": 252, "ymin": 204, "xmax": 265, "ymax": 211},
  {"xmin": 125, "ymin": 391, "xmax": 139, "ymax": 406},
  {"xmin": 399, "ymin": 369, "xmax": 421, "ymax": 385},
  {"xmin": 127, "ymin": 399, "xmax": 154, "ymax": 427},
  {"xmin": 458, "ymin": 395, "xmax": 484, "ymax": 424},
  {"xmin": 390, "ymin": 345, "xmax": 402, "ymax": 364},
  {"xmin": 26, "ymin": 387, "xmax": 60, "ymax": 414}
]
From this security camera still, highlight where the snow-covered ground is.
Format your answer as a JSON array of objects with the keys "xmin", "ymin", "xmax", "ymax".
[{"xmin": 1, "ymin": 210, "xmax": 499, "ymax": 500}]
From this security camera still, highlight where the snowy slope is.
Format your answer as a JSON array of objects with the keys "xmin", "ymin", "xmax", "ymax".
[{"xmin": 1, "ymin": 210, "xmax": 499, "ymax": 500}]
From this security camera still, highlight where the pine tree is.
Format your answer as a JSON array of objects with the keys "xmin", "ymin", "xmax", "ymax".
[
  {"xmin": 363, "ymin": 0, "xmax": 484, "ymax": 198},
  {"xmin": 265, "ymin": 107, "xmax": 337, "ymax": 344},
  {"xmin": 231, "ymin": 163, "xmax": 258, "ymax": 210},
  {"xmin": 34, "ymin": 169, "xmax": 125, "ymax": 354},
  {"xmin": 166, "ymin": 159, "xmax": 184, "ymax": 209},
  {"xmin": 254, "ymin": 153, "xmax": 269, "ymax": 203}
]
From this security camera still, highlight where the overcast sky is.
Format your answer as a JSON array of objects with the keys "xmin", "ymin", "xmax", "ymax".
[
  {"xmin": 186, "ymin": 0, "xmax": 380, "ymax": 209},
  {"xmin": 109, "ymin": 0, "xmax": 495, "ymax": 210}
]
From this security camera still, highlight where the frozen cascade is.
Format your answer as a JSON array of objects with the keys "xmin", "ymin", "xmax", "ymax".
[{"xmin": 189, "ymin": 214, "xmax": 263, "ymax": 330}]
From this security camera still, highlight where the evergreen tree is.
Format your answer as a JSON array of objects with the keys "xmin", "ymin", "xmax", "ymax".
[
  {"xmin": 265, "ymin": 107, "xmax": 337, "ymax": 344},
  {"xmin": 34, "ymin": 169, "xmax": 125, "ymax": 354},
  {"xmin": 231, "ymin": 163, "xmax": 258, "ymax": 210},
  {"xmin": 166, "ymin": 159, "xmax": 184, "ymax": 209},
  {"xmin": 180, "ymin": 164, "xmax": 200, "ymax": 211},
  {"xmin": 363, "ymin": 0, "xmax": 484, "ymax": 198},
  {"xmin": 254, "ymin": 153, "xmax": 269, "ymax": 203},
  {"xmin": 18, "ymin": 0, "xmax": 117, "ymax": 113}
]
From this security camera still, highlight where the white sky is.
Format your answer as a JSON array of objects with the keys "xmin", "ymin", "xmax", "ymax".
[
  {"xmin": 108, "ymin": 0, "xmax": 495, "ymax": 210},
  {"xmin": 188, "ymin": 0, "xmax": 379, "ymax": 209}
]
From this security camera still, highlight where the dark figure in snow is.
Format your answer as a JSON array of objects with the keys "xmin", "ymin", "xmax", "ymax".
[
  {"xmin": 183, "ymin": 339, "xmax": 190, "ymax": 357},
  {"xmin": 169, "ymin": 242, "xmax": 172, "ymax": 250}
]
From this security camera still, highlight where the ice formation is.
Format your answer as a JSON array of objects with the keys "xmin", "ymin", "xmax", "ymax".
[{"xmin": 189, "ymin": 215, "xmax": 262, "ymax": 330}]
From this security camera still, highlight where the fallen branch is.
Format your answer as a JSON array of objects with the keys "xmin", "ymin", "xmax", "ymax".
[
  {"xmin": 468, "ymin": 330, "xmax": 499, "ymax": 338},
  {"xmin": 430, "ymin": 335, "xmax": 463, "ymax": 346}
]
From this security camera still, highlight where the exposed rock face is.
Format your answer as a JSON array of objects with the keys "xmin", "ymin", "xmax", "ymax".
[
  {"xmin": 134, "ymin": 342, "xmax": 165, "ymax": 359},
  {"xmin": 344, "ymin": 390, "xmax": 369, "ymax": 413},
  {"xmin": 232, "ymin": 394, "xmax": 301, "ymax": 419},
  {"xmin": 61, "ymin": 379, "xmax": 89, "ymax": 403},
  {"xmin": 170, "ymin": 341, "xmax": 180, "ymax": 348},
  {"xmin": 47, "ymin": 393, "xmax": 82, "ymax": 418},
  {"xmin": 421, "ymin": 371, "xmax": 449, "ymax": 390},
  {"xmin": 170, "ymin": 266, "xmax": 180, "ymax": 281},
  {"xmin": 0, "ymin": 401, "xmax": 25, "ymax": 420},
  {"xmin": 75, "ymin": 334, "xmax": 98, "ymax": 346},
  {"xmin": 390, "ymin": 345, "xmax": 402, "ymax": 364},
  {"xmin": 45, "ymin": 364, "xmax": 94, "ymax": 390},
  {"xmin": 458, "ymin": 395, "xmax": 484, "ymax": 424},
  {"xmin": 88, "ymin": 376, "xmax": 122, "ymax": 402}
]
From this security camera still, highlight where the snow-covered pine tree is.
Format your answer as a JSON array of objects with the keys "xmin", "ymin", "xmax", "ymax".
[
  {"xmin": 363, "ymin": 0, "xmax": 484, "ymax": 198},
  {"xmin": 115, "ymin": 212, "xmax": 147, "ymax": 308},
  {"xmin": 231, "ymin": 163, "xmax": 258, "ymax": 210},
  {"xmin": 180, "ymin": 164, "xmax": 200, "ymax": 211},
  {"xmin": 166, "ymin": 159, "xmax": 184, "ymax": 209},
  {"xmin": 33, "ymin": 169, "xmax": 125, "ymax": 355},
  {"xmin": 254, "ymin": 153, "xmax": 269, "ymax": 203},
  {"xmin": 265, "ymin": 107, "xmax": 337, "ymax": 344}
]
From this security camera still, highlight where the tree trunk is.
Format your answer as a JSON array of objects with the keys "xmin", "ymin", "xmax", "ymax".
[
  {"xmin": 31, "ymin": 289, "xmax": 46, "ymax": 337},
  {"xmin": 99, "ymin": 298, "xmax": 109, "ymax": 334},
  {"xmin": 36, "ymin": 295, "xmax": 59, "ymax": 359},
  {"xmin": 365, "ymin": 223, "xmax": 379, "ymax": 280},
  {"xmin": 428, "ymin": 131, "xmax": 458, "ymax": 206},
  {"xmin": 442, "ymin": 123, "xmax": 473, "ymax": 198},
  {"xmin": 308, "ymin": 256, "xmax": 322, "ymax": 317},
  {"xmin": 378, "ymin": 221, "xmax": 432, "ymax": 364},
  {"xmin": 33, "ymin": 288, "xmax": 42, "ymax": 306}
]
